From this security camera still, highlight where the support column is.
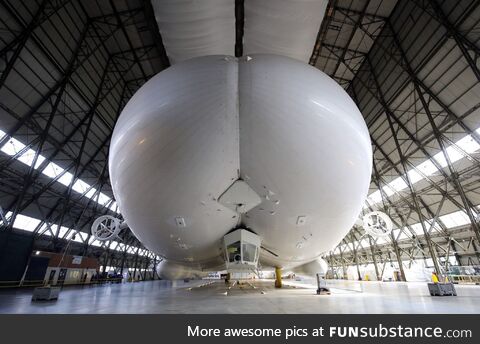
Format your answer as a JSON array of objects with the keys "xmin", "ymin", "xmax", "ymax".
[
  {"xmin": 339, "ymin": 250, "xmax": 347, "ymax": 279},
  {"xmin": 391, "ymin": 233, "xmax": 407, "ymax": 282},
  {"xmin": 449, "ymin": 240, "xmax": 461, "ymax": 267},
  {"xmin": 143, "ymin": 259, "xmax": 149, "ymax": 281},
  {"xmin": 132, "ymin": 252, "xmax": 139, "ymax": 281},
  {"xmin": 351, "ymin": 235, "xmax": 362, "ymax": 280},
  {"xmin": 471, "ymin": 240, "xmax": 480, "ymax": 265},
  {"xmin": 274, "ymin": 267, "xmax": 282, "ymax": 288},
  {"xmin": 151, "ymin": 257, "xmax": 157, "ymax": 280},
  {"xmin": 119, "ymin": 253, "xmax": 126, "ymax": 275},
  {"xmin": 369, "ymin": 237, "xmax": 381, "ymax": 281},
  {"xmin": 102, "ymin": 248, "xmax": 110, "ymax": 273},
  {"xmin": 329, "ymin": 253, "xmax": 335, "ymax": 279}
]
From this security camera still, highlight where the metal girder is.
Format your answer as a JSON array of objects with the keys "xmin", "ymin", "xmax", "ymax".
[
  {"xmin": 108, "ymin": 0, "xmax": 147, "ymax": 80},
  {"xmin": 0, "ymin": 1, "xmax": 73, "ymax": 58},
  {"xmin": 2, "ymin": 5, "xmax": 134, "ymax": 137},
  {"xmin": 390, "ymin": 230, "xmax": 407, "ymax": 281},
  {"xmin": 89, "ymin": 7, "xmax": 143, "ymax": 22},
  {"xmin": 335, "ymin": 5, "xmax": 389, "ymax": 21},
  {"xmin": 348, "ymin": 50, "xmax": 478, "ymax": 239},
  {"xmin": 0, "ymin": 0, "xmax": 48, "ymax": 88},
  {"xmin": 2, "ymin": 60, "xmax": 113, "ymax": 225},
  {"xmin": 5, "ymin": 20, "xmax": 93, "ymax": 230},
  {"xmin": 0, "ymin": 0, "xmax": 166, "ymax": 261},
  {"xmin": 369, "ymin": 150, "xmax": 431, "ymax": 268},
  {"xmin": 56, "ymin": 57, "xmax": 113, "ymax": 231},
  {"xmin": 34, "ymin": 88, "xmax": 127, "ymax": 241},
  {"xmin": 349, "ymin": 232, "xmax": 362, "ymax": 280},
  {"xmin": 309, "ymin": 0, "xmax": 338, "ymax": 65},
  {"xmin": 369, "ymin": 56, "xmax": 442, "ymax": 275},
  {"xmin": 417, "ymin": 0, "xmax": 480, "ymax": 81},
  {"xmin": 330, "ymin": 0, "xmax": 371, "ymax": 79},
  {"xmin": 385, "ymin": 19, "xmax": 480, "ymax": 245},
  {"xmin": 368, "ymin": 236, "xmax": 381, "ymax": 280},
  {"xmin": 342, "ymin": 9, "xmax": 480, "ymax": 149},
  {"xmin": 1, "ymin": 42, "xmax": 148, "ymax": 222},
  {"xmin": 334, "ymin": 60, "xmax": 454, "ymax": 270},
  {"xmin": 0, "ymin": 19, "xmax": 108, "ymax": 153},
  {"xmin": 326, "ymin": 11, "xmax": 480, "ymax": 251}
]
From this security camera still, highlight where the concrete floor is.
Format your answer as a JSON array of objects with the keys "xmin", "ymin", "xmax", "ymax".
[{"xmin": 0, "ymin": 279, "xmax": 479, "ymax": 313}]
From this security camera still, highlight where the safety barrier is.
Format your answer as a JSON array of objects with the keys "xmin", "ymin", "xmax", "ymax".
[
  {"xmin": 0, "ymin": 277, "xmax": 132, "ymax": 289},
  {"xmin": 448, "ymin": 275, "xmax": 480, "ymax": 285}
]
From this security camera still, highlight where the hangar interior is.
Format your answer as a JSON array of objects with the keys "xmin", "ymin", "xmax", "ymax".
[{"xmin": 1, "ymin": 0, "xmax": 480, "ymax": 313}]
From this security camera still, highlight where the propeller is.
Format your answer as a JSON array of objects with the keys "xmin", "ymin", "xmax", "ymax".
[
  {"xmin": 362, "ymin": 211, "xmax": 393, "ymax": 238},
  {"xmin": 91, "ymin": 215, "xmax": 122, "ymax": 241}
]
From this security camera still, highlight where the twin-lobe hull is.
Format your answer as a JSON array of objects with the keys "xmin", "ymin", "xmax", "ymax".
[{"xmin": 109, "ymin": 55, "xmax": 372, "ymax": 274}]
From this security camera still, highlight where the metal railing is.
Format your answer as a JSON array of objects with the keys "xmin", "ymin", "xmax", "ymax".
[
  {"xmin": 0, "ymin": 277, "xmax": 128, "ymax": 289},
  {"xmin": 448, "ymin": 275, "xmax": 480, "ymax": 285}
]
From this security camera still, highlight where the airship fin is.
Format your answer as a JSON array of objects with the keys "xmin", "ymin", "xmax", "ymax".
[{"xmin": 218, "ymin": 179, "xmax": 262, "ymax": 214}]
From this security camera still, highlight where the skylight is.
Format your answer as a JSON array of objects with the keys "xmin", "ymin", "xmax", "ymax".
[
  {"xmin": 4, "ymin": 210, "xmax": 153, "ymax": 258},
  {"xmin": 343, "ymin": 208, "xmax": 475, "ymax": 254},
  {"xmin": 9, "ymin": 213, "xmax": 42, "ymax": 232},
  {"xmin": 438, "ymin": 210, "xmax": 471, "ymax": 228},
  {"xmin": 365, "ymin": 128, "xmax": 480, "ymax": 208},
  {"xmin": 0, "ymin": 129, "xmax": 119, "ymax": 214},
  {"xmin": 0, "ymin": 131, "xmax": 158, "ymax": 259}
]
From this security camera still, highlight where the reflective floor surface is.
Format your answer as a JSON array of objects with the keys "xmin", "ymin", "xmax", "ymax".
[{"xmin": 0, "ymin": 279, "xmax": 479, "ymax": 313}]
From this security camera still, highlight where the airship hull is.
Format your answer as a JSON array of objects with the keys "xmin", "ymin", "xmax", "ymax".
[{"xmin": 109, "ymin": 55, "xmax": 372, "ymax": 274}]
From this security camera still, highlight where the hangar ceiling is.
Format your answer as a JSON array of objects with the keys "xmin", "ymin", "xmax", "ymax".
[
  {"xmin": 0, "ymin": 0, "xmax": 479, "ymax": 278},
  {"xmin": 0, "ymin": 0, "xmax": 168, "ymax": 271}
]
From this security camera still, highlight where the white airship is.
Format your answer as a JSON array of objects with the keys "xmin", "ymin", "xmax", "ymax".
[{"xmin": 107, "ymin": 54, "xmax": 372, "ymax": 280}]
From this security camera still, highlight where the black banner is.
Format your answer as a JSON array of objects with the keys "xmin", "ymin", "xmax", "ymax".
[{"xmin": 0, "ymin": 315, "xmax": 477, "ymax": 343}]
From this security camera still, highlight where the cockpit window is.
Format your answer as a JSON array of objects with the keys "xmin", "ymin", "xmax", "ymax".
[
  {"xmin": 242, "ymin": 243, "xmax": 257, "ymax": 263},
  {"xmin": 227, "ymin": 241, "xmax": 241, "ymax": 262}
]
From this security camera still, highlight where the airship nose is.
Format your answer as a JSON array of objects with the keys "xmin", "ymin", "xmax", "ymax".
[{"xmin": 109, "ymin": 54, "xmax": 371, "ymax": 268}]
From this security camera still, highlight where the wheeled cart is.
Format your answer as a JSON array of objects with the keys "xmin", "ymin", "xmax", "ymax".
[{"xmin": 428, "ymin": 282, "xmax": 457, "ymax": 296}]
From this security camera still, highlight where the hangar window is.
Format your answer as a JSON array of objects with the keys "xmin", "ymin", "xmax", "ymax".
[
  {"xmin": 362, "ymin": 128, "xmax": 480, "ymax": 212},
  {"xmin": 439, "ymin": 210, "xmax": 471, "ymax": 229},
  {"xmin": 0, "ymin": 128, "xmax": 119, "ymax": 215},
  {"xmin": 11, "ymin": 214, "xmax": 41, "ymax": 232}
]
